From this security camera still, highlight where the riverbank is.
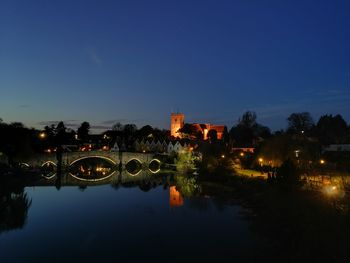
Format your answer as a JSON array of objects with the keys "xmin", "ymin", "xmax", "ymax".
[{"xmin": 197, "ymin": 173, "xmax": 350, "ymax": 262}]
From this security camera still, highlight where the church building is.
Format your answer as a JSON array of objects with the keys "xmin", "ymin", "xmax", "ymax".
[{"xmin": 170, "ymin": 112, "xmax": 226, "ymax": 140}]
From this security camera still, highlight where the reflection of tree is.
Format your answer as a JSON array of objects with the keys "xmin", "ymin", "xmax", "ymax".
[
  {"xmin": 175, "ymin": 175, "xmax": 201, "ymax": 198},
  {"xmin": 0, "ymin": 185, "xmax": 31, "ymax": 234}
]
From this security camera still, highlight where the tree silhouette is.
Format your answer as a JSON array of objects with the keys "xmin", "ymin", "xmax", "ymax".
[
  {"xmin": 287, "ymin": 112, "xmax": 314, "ymax": 134},
  {"xmin": 315, "ymin": 114, "xmax": 348, "ymax": 144},
  {"xmin": 77, "ymin": 121, "xmax": 90, "ymax": 142}
]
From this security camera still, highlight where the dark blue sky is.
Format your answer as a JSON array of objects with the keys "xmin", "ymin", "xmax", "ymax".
[{"xmin": 1, "ymin": 0, "xmax": 350, "ymax": 132}]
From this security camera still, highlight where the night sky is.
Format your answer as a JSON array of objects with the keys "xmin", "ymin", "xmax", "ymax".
[{"xmin": 1, "ymin": 0, "xmax": 350, "ymax": 132}]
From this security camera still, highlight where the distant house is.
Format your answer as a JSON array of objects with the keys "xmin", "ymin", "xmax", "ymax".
[
  {"xmin": 173, "ymin": 141, "xmax": 184, "ymax": 153},
  {"xmin": 167, "ymin": 141, "xmax": 174, "ymax": 153}
]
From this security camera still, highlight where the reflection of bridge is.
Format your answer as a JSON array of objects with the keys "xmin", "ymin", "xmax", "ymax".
[
  {"xmin": 22, "ymin": 151, "xmax": 160, "ymax": 169},
  {"xmin": 28, "ymin": 170, "xmax": 171, "ymax": 188}
]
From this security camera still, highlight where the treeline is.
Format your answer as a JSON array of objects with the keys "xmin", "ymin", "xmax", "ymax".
[
  {"xmin": 231, "ymin": 112, "xmax": 350, "ymax": 171},
  {"xmin": 0, "ymin": 119, "xmax": 170, "ymax": 163},
  {"xmin": 1, "ymin": 111, "xmax": 349, "ymax": 169}
]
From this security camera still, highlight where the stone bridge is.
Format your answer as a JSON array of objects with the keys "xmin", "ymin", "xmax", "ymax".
[{"xmin": 21, "ymin": 151, "xmax": 159, "ymax": 169}]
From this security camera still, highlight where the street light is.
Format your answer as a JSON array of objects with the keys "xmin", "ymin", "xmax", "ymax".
[{"xmin": 39, "ymin": 132, "xmax": 46, "ymax": 139}]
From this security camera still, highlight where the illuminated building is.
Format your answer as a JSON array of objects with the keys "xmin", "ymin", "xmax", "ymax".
[
  {"xmin": 170, "ymin": 112, "xmax": 225, "ymax": 140},
  {"xmin": 170, "ymin": 113, "xmax": 185, "ymax": 138}
]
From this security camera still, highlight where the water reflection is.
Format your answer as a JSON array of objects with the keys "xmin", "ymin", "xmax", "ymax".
[
  {"xmin": 125, "ymin": 159, "xmax": 142, "ymax": 176},
  {"xmin": 41, "ymin": 161, "xmax": 56, "ymax": 179},
  {"xmin": 0, "ymin": 182, "xmax": 31, "ymax": 235},
  {"xmin": 174, "ymin": 174, "xmax": 201, "ymax": 198},
  {"xmin": 169, "ymin": 186, "xmax": 184, "ymax": 207}
]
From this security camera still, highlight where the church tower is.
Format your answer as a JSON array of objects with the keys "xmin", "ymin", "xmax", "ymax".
[{"xmin": 170, "ymin": 112, "xmax": 184, "ymax": 138}]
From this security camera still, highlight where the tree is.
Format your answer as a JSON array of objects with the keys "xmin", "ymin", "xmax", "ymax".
[
  {"xmin": 55, "ymin": 121, "xmax": 67, "ymax": 146},
  {"xmin": 175, "ymin": 151, "xmax": 196, "ymax": 174},
  {"xmin": 77, "ymin": 122, "xmax": 90, "ymax": 142},
  {"xmin": 123, "ymin": 124, "xmax": 137, "ymax": 135},
  {"xmin": 229, "ymin": 111, "xmax": 266, "ymax": 147},
  {"xmin": 276, "ymin": 159, "xmax": 299, "ymax": 185},
  {"xmin": 112, "ymin": 122, "xmax": 123, "ymax": 131},
  {"xmin": 239, "ymin": 111, "xmax": 257, "ymax": 128},
  {"xmin": 315, "ymin": 114, "xmax": 348, "ymax": 144},
  {"xmin": 178, "ymin": 123, "xmax": 203, "ymax": 140},
  {"xmin": 287, "ymin": 112, "xmax": 314, "ymax": 134},
  {"xmin": 137, "ymin": 125, "xmax": 153, "ymax": 139},
  {"xmin": 207, "ymin": 129, "xmax": 218, "ymax": 142}
]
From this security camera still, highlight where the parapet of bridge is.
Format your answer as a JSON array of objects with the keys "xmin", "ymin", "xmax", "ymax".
[{"xmin": 20, "ymin": 151, "xmax": 158, "ymax": 169}]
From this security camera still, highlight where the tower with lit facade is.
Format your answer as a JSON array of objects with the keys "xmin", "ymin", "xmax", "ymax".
[{"xmin": 170, "ymin": 112, "xmax": 184, "ymax": 138}]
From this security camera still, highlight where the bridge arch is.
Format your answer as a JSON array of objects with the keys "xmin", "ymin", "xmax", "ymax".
[
  {"xmin": 148, "ymin": 159, "xmax": 161, "ymax": 174},
  {"xmin": 69, "ymin": 171, "xmax": 116, "ymax": 182},
  {"xmin": 69, "ymin": 155, "xmax": 117, "ymax": 166},
  {"xmin": 125, "ymin": 158, "xmax": 143, "ymax": 176},
  {"xmin": 42, "ymin": 160, "xmax": 57, "ymax": 167}
]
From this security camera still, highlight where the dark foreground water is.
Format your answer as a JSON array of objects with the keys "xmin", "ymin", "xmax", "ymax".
[{"xmin": 0, "ymin": 177, "xmax": 266, "ymax": 262}]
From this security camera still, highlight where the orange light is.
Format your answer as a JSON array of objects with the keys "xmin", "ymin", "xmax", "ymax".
[
  {"xmin": 240, "ymin": 152, "xmax": 244, "ymax": 157},
  {"xmin": 320, "ymin": 159, "xmax": 325, "ymax": 164},
  {"xmin": 39, "ymin": 132, "xmax": 46, "ymax": 139}
]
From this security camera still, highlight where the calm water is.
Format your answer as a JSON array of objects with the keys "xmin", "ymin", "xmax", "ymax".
[{"xmin": 0, "ymin": 175, "xmax": 265, "ymax": 262}]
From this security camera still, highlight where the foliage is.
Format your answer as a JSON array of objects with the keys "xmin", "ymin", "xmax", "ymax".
[
  {"xmin": 77, "ymin": 121, "xmax": 90, "ymax": 142},
  {"xmin": 287, "ymin": 112, "xmax": 314, "ymax": 134},
  {"xmin": 315, "ymin": 114, "xmax": 349, "ymax": 144},
  {"xmin": 229, "ymin": 111, "xmax": 271, "ymax": 147},
  {"xmin": 198, "ymin": 142, "xmax": 234, "ymax": 175},
  {"xmin": 178, "ymin": 123, "xmax": 203, "ymax": 140},
  {"xmin": 258, "ymin": 133, "xmax": 320, "ymax": 168},
  {"xmin": 207, "ymin": 129, "xmax": 217, "ymax": 142},
  {"xmin": 174, "ymin": 151, "xmax": 196, "ymax": 174},
  {"xmin": 175, "ymin": 175, "xmax": 201, "ymax": 198},
  {"xmin": 0, "ymin": 183, "xmax": 32, "ymax": 234},
  {"xmin": 112, "ymin": 122, "xmax": 123, "ymax": 131},
  {"xmin": 276, "ymin": 159, "xmax": 300, "ymax": 185}
]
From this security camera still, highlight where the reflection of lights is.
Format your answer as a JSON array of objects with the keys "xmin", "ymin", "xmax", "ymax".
[
  {"xmin": 69, "ymin": 171, "xmax": 116, "ymax": 182},
  {"xmin": 42, "ymin": 161, "xmax": 56, "ymax": 167}
]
